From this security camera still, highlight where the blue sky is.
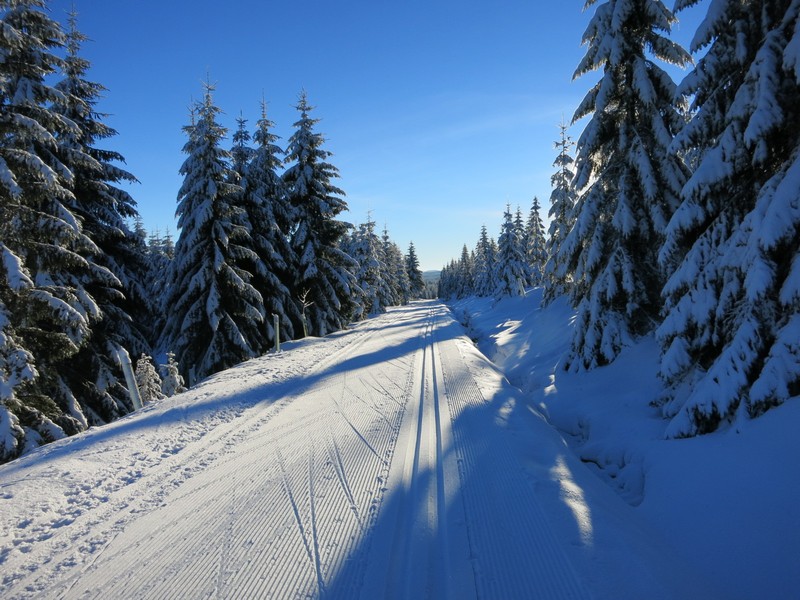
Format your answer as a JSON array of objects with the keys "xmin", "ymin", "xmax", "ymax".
[{"xmin": 49, "ymin": 0, "xmax": 706, "ymax": 271}]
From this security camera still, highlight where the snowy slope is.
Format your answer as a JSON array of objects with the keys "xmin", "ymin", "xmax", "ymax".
[
  {"xmin": 451, "ymin": 290, "xmax": 800, "ymax": 600},
  {"xmin": 2, "ymin": 301, "xmax": 708, "ymax": 598}
]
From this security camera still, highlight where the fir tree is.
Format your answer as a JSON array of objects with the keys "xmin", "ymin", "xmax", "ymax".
[
  {"xmin": 0, "ymin": 263, "xmax": 34, "ymax": 461},
  {"xmin": 544, "ymin": 121, "xmax": 578, "ymax": 304},
  {"xmin": 135, "ymin": 354, "xmax": 163, "ymax": 404},
  {"xmin": 495, "ymin": 206, "xmax": 527, "ymax": 299},
  {"xmin": 144, "ymin": 228, "xmax": 173, "ymax": 342},
  {"xmin": 241, "ymin": 99, "xmax": 299, "ymax": 345},
  {"xmin": 656, "ymin": 0, "xmax": 800, "ymax": 436},
  {"xmin": 473, "ymin": 225, "xmax": 496, "ymax": 297},
  {"xmin": 437, "ymin": 260, "xmax": 459, "ymax": 299},
  {"xmin": 160, "ymin": 352, "xmax": 186, "ymax": 397},
  {"xmin": 562, "ymin": 0, "xmax": 691, "ymax": 370},
  {"xmin": 514, "ymin": 206, "xmax": 532, "ymax": 286},
  {"xmin": 405, "ymin": 241, "xmax": 425, "ymax": 299},
  {"xmin": 161, "ymin": 81, "xmax": 264, "ymax": 385},
  {"xmin": 348, "ymin": 217, "xmax": 392, "ymax": 318},
  {"xmin": 525, "ymin": 197, "xmax": 548, "ymax": 287},
  {"xmin": 53, "ymin": 9, "xmax": 153, "ymax": 421},
  {"xmin": 283, "ymin": 91, "xmax": 358, "ymax": 336},
  {"xmin": 230, "ymin": 113, "xmax": 254, "ymax": 177},
  {"xmin": 0, "ymin": 0, "xmax": 110, "ymax": 457},
  {"xmin": 382, "ymin": 226, "xmax": 410, "ymax": 306}
]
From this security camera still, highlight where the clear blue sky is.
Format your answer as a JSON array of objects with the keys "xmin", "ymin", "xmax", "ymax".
[{"xmin": 49, "ymin": 0, "xmax": 705, "ymax": 271}]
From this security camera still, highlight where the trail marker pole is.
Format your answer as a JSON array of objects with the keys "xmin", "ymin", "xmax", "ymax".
[{"xmin": 273, "ymin": 314, "xmax": 280, "ymax": 353}]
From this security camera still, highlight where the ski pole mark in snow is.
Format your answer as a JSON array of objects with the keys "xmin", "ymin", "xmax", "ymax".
[
  {"xmin": 326, "ymin": 425, "xmax": 365, "ymax": 532},
  {"xmin": 307, "ymin": 444, "xmax": 327, "ymax": 597},
  {"xmin": 276, "ymin": 447, "xmax": 316, "ymax": 573},
  {"xmin": 333, "ymin": 395, "xmax": 388, "ymax": 467}
]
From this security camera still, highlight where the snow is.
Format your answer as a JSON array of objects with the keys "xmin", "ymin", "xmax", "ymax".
[
  {"xmin": 451, "ymin": 289, "xmax": 800, "ymax": 600},
  {"xmin": 0, "ymin": 300, "xmax": 723, "ymax": 598}
]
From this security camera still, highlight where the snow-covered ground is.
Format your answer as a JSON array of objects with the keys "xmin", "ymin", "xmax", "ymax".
[
  {"xmin": 0, "ymin": 299, "xmax": 767, "ymax": 598},
  {"xmin": 451, "ymin": 289, "xmax": 800, "ymax": 600}
]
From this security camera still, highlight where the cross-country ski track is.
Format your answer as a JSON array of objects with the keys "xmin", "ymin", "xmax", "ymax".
[{"xmin": 1, "ymin": 301, "xmax": 706, "ymax": 599}]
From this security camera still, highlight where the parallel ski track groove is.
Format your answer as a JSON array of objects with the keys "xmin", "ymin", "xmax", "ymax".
[
  {"xmin": 437, "ymin": 335, "xmax": 591, "ymax": 599},
  {"xmin": 4, "ymin": 304, "xmax": 595, "ymax": 599},
  {"xmin": 48, "ymin": 309, "xmax": 414, "ymax": 599},
  {"xmin": 307, "ymin": 445, "xmax": 327, "ymax": 597},
  {"xmin": 429, "ymin": 313, "xmax": 450, "ymax": 600}
]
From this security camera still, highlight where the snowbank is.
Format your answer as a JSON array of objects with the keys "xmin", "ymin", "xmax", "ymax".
[{"xmin": 449, "ymin": 289, "xmax": 800, "ymax": 600}]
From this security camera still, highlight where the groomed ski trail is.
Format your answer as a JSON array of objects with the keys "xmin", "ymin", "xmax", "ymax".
[{"xmin": 1, "ymin": 301, "xmax": 591, "ymax": 599}]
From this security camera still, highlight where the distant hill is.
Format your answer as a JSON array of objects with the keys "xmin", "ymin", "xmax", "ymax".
[
  {"xmin": 422, "ymin": 270, "xmax": 441, "ymax": 284},
  {"xmin": 422, "ymin": 270, "xmax": 440, "ymax": 299}
]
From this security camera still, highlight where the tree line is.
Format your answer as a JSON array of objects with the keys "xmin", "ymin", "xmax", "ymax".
[
  {"xmin": 440, "ymin": 0, "xmax": 800, "ymax": 439},
  {"xmin": 0, "ymin": 1, "xmax": 424, "ymax": 463},
  {"xmin": 437, "ymin": 198, "xmax": 547, "ymax": 300}
]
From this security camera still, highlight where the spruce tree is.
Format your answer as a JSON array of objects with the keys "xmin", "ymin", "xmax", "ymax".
[
  {"xmin": 405, "ymin": 241, "xmax": 425, "ymax": 299},
  {"xmin": 437, "ymin": 260, "xmax": 459, "ymax": 299},
  {"xmin": 382, "ymin": 227, "xmax": 410, "ymax": 306},
  {"xmin": 241, "ymin": 100, "xmax": 299, "ymax": 345},
  {"xmin": 161, "ymin": 82, "xmax": 264, "ymax": 385},
  {"xmin": 144, "ymin": 228, "xmax": 173, "ymax": 342},
  {"xmin": 525, "ymin": 197, "xmax": 548, "ymax": 287},
  {"xmin": 562, "ymin": 0, "xmax": 691, "ymax": 370},
  {"xmin": 473, "ymin": 225, "xmax": 496, "ymax": 297},
  {"xmin": 230, "ymin": 113, "xmax": 254, "ymax": 177},
  {"xmin": 495, "ymin": 206, "xmax": 527, "ymax": 299},
  {"xmin": 513, "ymin": 206, "xmax": 532, "ymax": 286},
  {"xmin": 53, "ymin": 9, "xmax": 153, "ymax": 421},
  {"xmin": 283, "ymin": 91, "xmax": 358, "ymax": 336},
  {"xmin": 543, "ymin": 121, "xmax": 578, "ymax": 304},
  {"xmin": 348, "ymin": 217, "xmax": 393, "ymax": 317},
  {"xmin": 0, "ymin": 0, "xmax": 111, "ymax": 457},
  {"xmin": 0, "ymin": 258, "xmax": 34, "ymax": 461},
  {"xmin": 656, "ymin": 0, "xmax": 800, "ymax": 436},
  {"xmin": 160, "ymin": 352, "xmax": 186, "ymax": 397},
  {"xmin": 135, "ymin": 354, "xmax": 163, "ymax": 404}
]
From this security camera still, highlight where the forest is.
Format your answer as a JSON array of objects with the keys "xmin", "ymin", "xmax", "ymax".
[
  {"xmin": 0, "ymin": 1, "xmax": 428, "ymax": 463},
  {"xmin": 438, "ymin": 0, "xmax": 800, "ymax": 440},
  {"xmin": 2, "ymin": 0, "xmax": 799, "ymax": 464}
]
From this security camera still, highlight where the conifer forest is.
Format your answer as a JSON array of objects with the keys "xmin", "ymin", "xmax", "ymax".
[{"xmin": 2, "ymin": 0, "xmax": 799, "ymax": 463}]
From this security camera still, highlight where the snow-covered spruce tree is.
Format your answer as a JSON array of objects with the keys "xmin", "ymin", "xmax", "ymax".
[
  {"xmin": 561, "ymin": 0, "xmax": 691, "ymax": 370},
  {"xmin": 230, "ymin": 113, "xmax": 254, "ymax": 177},
  {"xmin": 0, "ymin": 0, "xmax": 116, "ymax": 457},
  {"xmin": 495, "ymin": 205, "xmax": 527, "ymax": 299},
  {"xmin": 446, "ymin": 245, "xmax": 469, "ymax": 299},
  {"xmin": 135, "ymin": 354, "xmax": 163, "ymax": 404},
  {"xmin": 543, "ymin": 121, "xmax": 578, "ymax": 305},
  {"xmin": 161, "ymin": 82, "xmax": 264, "ymax": 385},
  {"xmin": 239, "ymin": 100, "xmax": 302, "ymax": 345},
  {"xmin": 347, "ymin": 217, "xmax": 393, "ymax": 318},
  {"xmin": 405, "ymin": 241, "xmax": 425, "ymax": 300},
  {"xmin": 473, "ymin": 225, "xmax": 496, "ymax": 297},
  {"xmin": 53, "ymin": 10, "xmax": 155, "ymax": 421},
  {"xmin": 437, "ymin": 260, "xmax": 457, "ymax": 299},
  {"xmin": 159, "ymin": 352, "xmax": 186, "ymax": 397},
  {"xmin": 382, "ymin": 227, "xmax": 411, "ymax": 306},
  {"xmin": 526, "ymin": 197, "xmax": 548, "ymax": 287},
  {"xmin": 283, "ymin": 91, "xmax": 358, "ymax": 336},
  {"xmin": 514, "ymin": 206, "xmax": 532, "ymax": 286},
  {"xmin": 656, "ymin": 0, "xmax": 800, "ymax": 437},
  {"xmin": 0, "ymin": 270, "xmax": 34, "ymax": 461},
  {"xmin": 144, "ymin": 228, "xmax": 174, "ymax": 341}
]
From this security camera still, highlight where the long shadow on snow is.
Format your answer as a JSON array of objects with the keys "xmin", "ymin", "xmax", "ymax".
[
  {"xmin": 1, "ymin": 305, "xmax": 435, "ymax": 473},
  {"xmin": 322, "ymin": 307, "xmax": 595, "ymax": 599}
]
